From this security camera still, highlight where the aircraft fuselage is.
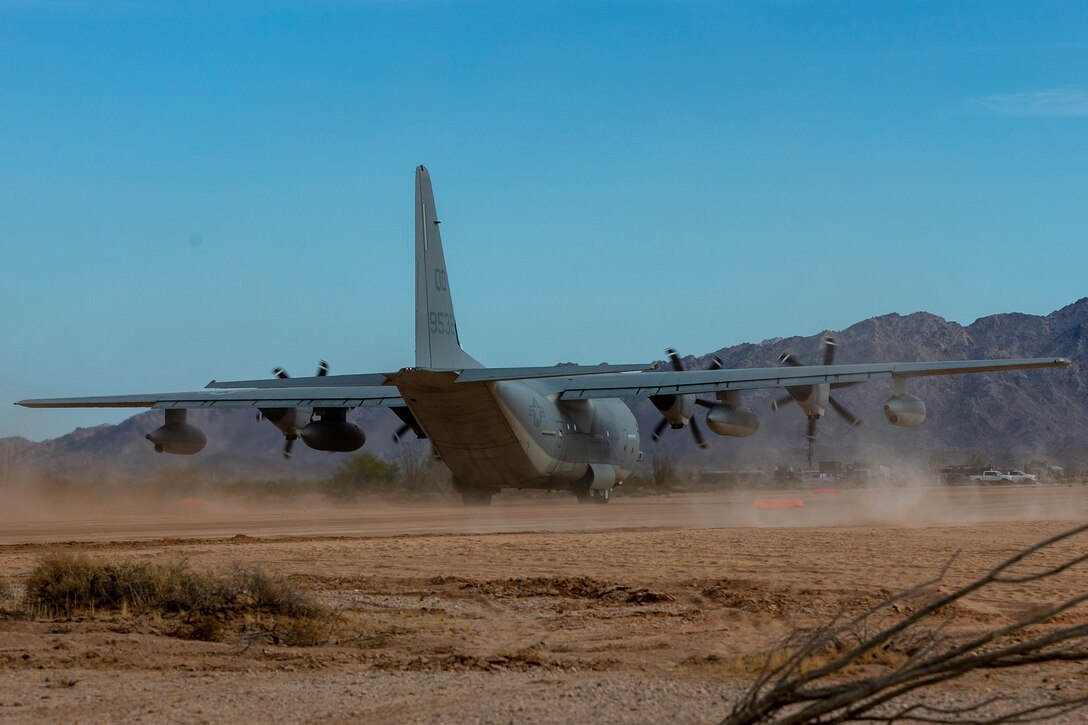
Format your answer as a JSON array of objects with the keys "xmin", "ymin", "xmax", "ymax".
[{"xmin": 391, "ymin": 369, "xmax": 639, "ymax": 493}]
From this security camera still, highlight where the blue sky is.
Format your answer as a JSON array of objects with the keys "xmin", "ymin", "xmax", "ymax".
[{"xmin": 3, "ymin": 1, "xmax": 1086, "ymax": 440}]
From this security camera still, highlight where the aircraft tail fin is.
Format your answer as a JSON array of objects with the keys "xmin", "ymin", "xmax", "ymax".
[{"xmin": 415, "ymin": 165, "xmax": 483, "ymax": 370}]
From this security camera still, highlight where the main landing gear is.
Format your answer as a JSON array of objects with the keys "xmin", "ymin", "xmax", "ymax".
[
  {"xmin": 575, "ymin": 488, "xmax": 611, "ymax": 504},
  {"xmin": 453, "ymin": 478, "xmax": 495, "ymax": 506}
]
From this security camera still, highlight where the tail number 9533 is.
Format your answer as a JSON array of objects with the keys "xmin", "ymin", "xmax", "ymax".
[{"xmin": 429, "ymin": 311, "xmax": 455, "ymax": 336}]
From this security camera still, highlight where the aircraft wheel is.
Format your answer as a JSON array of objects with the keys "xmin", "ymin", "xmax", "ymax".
[
  {"xmin": 461, "ymin": 488, "xmax": 493, "ymax": 506},
  {"xmin": 591, "ymin": 488, "xmax": 611, "ymax": 504},
  {"xmin": 575, "ymin": 489, "xmax": 593, "ymax": 504}
]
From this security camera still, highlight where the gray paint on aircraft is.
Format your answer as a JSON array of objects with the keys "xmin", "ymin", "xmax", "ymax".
[{"xmin": 415, "ymin": 166, "xmax": 482, "ymax": 371}]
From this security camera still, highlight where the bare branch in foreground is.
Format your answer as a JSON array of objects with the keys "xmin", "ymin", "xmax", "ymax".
[{"xmin": 723, "ymin": 523, "xmax": 1088, "ymax": 725}]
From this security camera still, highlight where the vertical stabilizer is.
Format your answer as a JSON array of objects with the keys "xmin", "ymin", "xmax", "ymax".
[{"xmin": 415, "ymin": 166, "xmax": 483, "ymax": 370}]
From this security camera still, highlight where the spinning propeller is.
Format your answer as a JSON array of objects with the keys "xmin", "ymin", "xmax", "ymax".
[
  {"xmin": 391, "ymin": 406, "xmax": 423, "ymax": 443},
  {"xmin": 770, "ymin": 336, "xmax": 861, "ymax": 466},
  {"xmin": 649, "ymin": 348, "xmax": 722, "ymax": 451},
  {"xmin": 392, "ymin": 423, "xmax": 412, "ymax": 443},
  {"xmin": 272, "ymin": 359, "xmax": 328, "ymax": 381},
  {"xmin": 265, "ymin": 360, "xmax": 328, "ymax": 458}
]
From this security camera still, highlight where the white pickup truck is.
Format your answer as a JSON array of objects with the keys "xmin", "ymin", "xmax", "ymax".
[
  {"xmin": 1005, "ymin": 470, "xmax": 1039, "ymax": 483},
  {"xmin": 969, "ymin": 470, "xmax": 1009, "ymax": 483}
]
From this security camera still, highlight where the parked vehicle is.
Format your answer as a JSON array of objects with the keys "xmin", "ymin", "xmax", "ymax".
[
  {"xmin": 1005, "ymin": 470, "xmax": 1039, "ymax": 483},
  {"xmin": 969, "ymin": 470, "xmax": 1009, "ymax": 483}
]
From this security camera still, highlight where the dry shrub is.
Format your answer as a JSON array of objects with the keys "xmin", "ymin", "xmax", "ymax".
[
  {"xmin": 24, "ymin": 555, "xmax": 203, "ymax": 616},
  {"xmin": 222, "ymin": 563, "xmax": 324, "ymax": 619},
  {"xmin": 0, "ymin": 578, "xmax": 13, "ymax": 612},
  {"xmin": 264, "ymin": 613, "xmax": 334, "ymax": 647},
  {"xmin": 724, "ymin": 523, "xmax": 1088, "ymax": 724},
  {"xmin": 184, "ymin": 614, "xmax": 225, "ymax": 643},
  {"xmin": 21, "ymin": 554, "xmax": 332, "ymax": 645}
]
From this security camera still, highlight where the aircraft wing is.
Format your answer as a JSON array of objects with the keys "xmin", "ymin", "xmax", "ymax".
[
  {"xmin": 16, "ymin": 385, "xmax": 404, "ymax": 410},
  {"xmin": 204, "ymin": 363, "xmax": 654, "ymax": 389},
  {"xmin": 554, "ymin": 358, "xmax": 1071, "ymax": 400}
]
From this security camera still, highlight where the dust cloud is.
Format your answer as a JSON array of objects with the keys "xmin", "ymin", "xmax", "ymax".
[{"xmin": 1, "ymin": 459, "xmax": 1085, "ymax": 545}]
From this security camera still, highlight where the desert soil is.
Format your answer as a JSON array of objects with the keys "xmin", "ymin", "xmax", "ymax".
[{"xmin": 1, "ymin": 484, "xmax": 1087, "ymax": 723}]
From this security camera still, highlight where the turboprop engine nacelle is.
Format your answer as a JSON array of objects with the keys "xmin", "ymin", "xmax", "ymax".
[
  {"xmin": 301, "ymin": 409, "xmax": 366, "ymax": 452},
  {"xmin": 146, "ymin": 409, "xmax": 206, "ymax": 455},
  {"xmin": 705, "ymin": 404, "xmax": 760, "ymax": 437},
  {"xmin": 884, "ymin": 393, "xmax": 926, "ymax": 428},
  {"xmin": 651, "ymin": 394, "xmax": 694, "ymax": 428}
]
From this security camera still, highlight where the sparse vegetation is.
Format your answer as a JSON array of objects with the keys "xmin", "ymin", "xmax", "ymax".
[
  {"xmin": 724, "ymin": 523, "xmax": 1088, "ymax": 724},
  {"xmin": 652, "ymin": 452, "xmax": 678, "ymax": 488},
  {"xmin": 21, "ymin": 554, "xmax": 333, "ymax": 645},
  {"xmin": 0, "ymin": 578, "xmax": 13, "ymax": 612},
  {"xmin": 326, "ymin": 452, "xmax": 401, "ymax": 497},
  {"xmin": 396, "ymin": 442, "xmax": 453, "ymax": 496}
]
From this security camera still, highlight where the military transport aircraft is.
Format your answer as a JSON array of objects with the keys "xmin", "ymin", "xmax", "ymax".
[{"xmin": 18, "ymin": 166, "xmax": 1071, "ymax": 505}]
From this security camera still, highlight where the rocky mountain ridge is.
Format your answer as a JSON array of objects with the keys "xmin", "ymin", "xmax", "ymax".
[{"xmin": 639, "ymin": 298, "xmax": 1087, "ymax": 468}]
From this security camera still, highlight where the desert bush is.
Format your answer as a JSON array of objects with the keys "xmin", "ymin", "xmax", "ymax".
[
  {"xmin": 23, "ymin": 555, "xmax": 205, "ymax": 616},
  {"xmin": 724, "ymin": 523, "xmax": 1088, "ymax": 724},
  {"xmin": 184, "ymin": 614, "xmax": 225, "ymax": 642},
  {"xmin": 396, "ymin": 443, "xmax": 453, "ymax": 496},
  {"xmin": 221, "ymin": 563, "xmax": 324, "ymax": 619},
  {"xmin": 325, "ymin": 452, "xmax": 399, "ymax": 497},
  {"xmin": 264, "ymin": 613, "xmax": 334, "ymax": 647},
  {"xmin": 21, "ymin": 555, "xmax": 332, "ymax": 645},
  {"xmin": 0, "ymin": 578, "xmax": 13, "ymax": 612}
]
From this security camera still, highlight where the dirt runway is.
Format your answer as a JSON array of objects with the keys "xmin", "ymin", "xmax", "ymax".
[
  {"xmin": 3, "ymin": 483, "xmax": 1086, "ymax": 544},
  {"xmin": 1, "ymin": 484, "xmax": 1087, "ymax": 723}
]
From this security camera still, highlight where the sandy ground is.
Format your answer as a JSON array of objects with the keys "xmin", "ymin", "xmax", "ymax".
[{"xmin": 1, "ymin": 484, "xmax": 1087, "ymax": 723}]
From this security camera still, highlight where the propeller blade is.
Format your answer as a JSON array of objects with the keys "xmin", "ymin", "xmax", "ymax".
[
  {"xmin": 392, "ymin": 423, "xmax": 412, "ymax": 443},
  {"xmin": 779, "ymin": 353, "xmax": 804, "ymax": 368},
  {"xmin": 806, "ymin": 418, "xmax": 817, "ymax": 442},
  {"xmin": 770, "ymin": 393, "xmax": 794, "ymax": 412},
  {"xmin": 708, "ymin": 356, "xmax": 723, "ymax": 371},
  {"xmin": 828, "ymin": 396, "xmax": 862, "ymax": 427},
  {"xmin": 317, "ymin": 360, "xmax": 329, "ymax": 377},
  {"xmin": 272, "ymin": 367, "xmax": 289, "ymax": 379},
  {"xmin": 651, "ymin": 418, "xmax": 669, "ymax": 442},
  {"xmin": 689, "ymin": 418, "xmax": 708, "ymax": 449},
  {"xmin": 283, "ymin": 437, "xmax": 294, "ymax": 459},
  {"xmin": 694, "ymin": 398, "xmax": 716, "ymax": 409},
  {"xmin": 649, "ymin": 393, "xmax": 677, "ymax": 412},
  {"xmin": 665, "ymin": 347, "xmax": 685, "ymax": 372},
  {"xmin": 822, "ymin": 336, "xmax": 837, "ymax": 366}
]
